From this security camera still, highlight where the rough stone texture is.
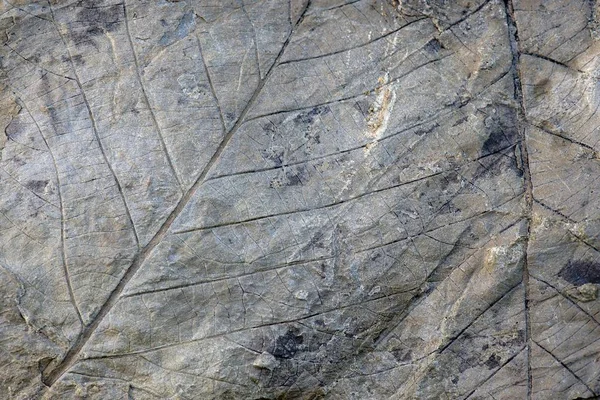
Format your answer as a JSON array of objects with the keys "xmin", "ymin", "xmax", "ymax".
[{"xmin": 1, "ymin": 0, "xmax": 599, "ymax": 399}]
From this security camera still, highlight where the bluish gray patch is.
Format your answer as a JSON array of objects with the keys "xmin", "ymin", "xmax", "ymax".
[{"xmin": 159, "ymin": 11, "xmax": 196, "ymax": 46}]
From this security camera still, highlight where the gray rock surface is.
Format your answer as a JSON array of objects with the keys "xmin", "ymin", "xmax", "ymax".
[{"xmin": 1, "ymin": 0, "xmax": 599, "ymax": 398}]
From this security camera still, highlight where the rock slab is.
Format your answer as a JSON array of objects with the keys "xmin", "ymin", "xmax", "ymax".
[{"xmin": 1, "ymin": 0, "xmax": 600, "ymax": 398}]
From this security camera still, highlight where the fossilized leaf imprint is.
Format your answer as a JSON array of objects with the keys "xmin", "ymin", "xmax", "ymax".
[{"xmin": 1, "ymin": 0, "xmax": 600, "ymax": 399}]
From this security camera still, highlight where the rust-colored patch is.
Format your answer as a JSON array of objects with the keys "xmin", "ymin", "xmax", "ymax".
[
  {"xmin": 0, "ymin": 87, "xmax": 21, "ymax": 154},
  {"xmin": 367, "ymin": 87, "xmax": 393, "ymax": 135}
]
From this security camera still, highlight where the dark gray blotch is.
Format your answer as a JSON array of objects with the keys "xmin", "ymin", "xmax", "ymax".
[
  {"xmin": 271, "ymin": 330, "xmax": 303, "ymax": 359},
  {"xmin": 559, "ymin": 261, "xmax": 600, "ymax": 285}
]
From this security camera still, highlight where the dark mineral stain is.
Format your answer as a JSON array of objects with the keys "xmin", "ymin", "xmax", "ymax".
[
  {"xmin": 62, "ymin": 54, "xmax": 85, "ymax": 66},
  {"xmin": 559, "ymin": 261, "xmax": 600, "ymax": 285},
  {"xmin": 40, "ymin": 73, "xmax": 62, "ymax": 132},
  {"xmin": 26, "ymin": 180, "xmax": 49, "ymax": 192},
  {"xmin": 11, "ymin": 156, "xmax": 26, "ymax": 167},
  {"xmin": 305, "ymin": 128, "xmax": 321, "ymax": 145},
  {"xmin": 481, "ymin": 105, "xmax": 518, "ymax": 155},
  {"xmin": 319, "ymin": 262, "xmax": 327, "ymax": 276},
  {"xmin": 262, "ymin": 121, "xmax": 277, "ymax": 134},
  {"xmin": 27, "ymin": 53, "xmax": 42, "ymax": 64},
  {"xmin": 354, "ymin": 99, "xmax": 370, "ymax": 116},
  {"xmin": 413, "ymin": 123, "xmax": 439, "ymax": 136},
  {"xmin": 307, "ymin": 232, "xmax": 326, "ymax": 249},
  {"xmin": 439, "ymin": 170, "xmax": 459, "ymax": 191},
  {"xmin": 294, "ymin": 105, "xmax": 331, "ymax": 125},
  {"xmin": 392, "ymin": 348, "xmax": 412, "ymax": 362},
  {"xmin": 72, "ymin": 0, "xmax": 123, "ymax": 46},
  {"xmin": 457, "ymin": 358, "xmax": 471, "ymax": 373},
  {"xmin": 424, "ymin": 38, "xmax": 445, "ymax": 53},
  {"xmin": 270, "ymin": 166, "xmax": 309, "ymax": 188},
  {"xmin": 276, "ymin": 388, "xmax": 325, "ymax": 400},
  {"xmin": 77, "ymin": 1, "xmax": 122, "ymax": 33},
  {"xmin": 271, "ymin": 330, "xmax": 303, "ymax": 359},
  {"xmin": 474, "ymin": 121, "xmax": 522, "ymax": 180},
  {"xmin": 534, "ymin": 78, "xmax": 551, "ymax": 98},
  {"xmin": 226, "ymin": 112, "xmax": 236, "ymax": 122},
  {"xmin": 505, "ymin": 329, "xmax": 525, "ymax": 347},
  {"xmin": 452, "ymin": 115, "xmax": 468, "ymax": 127},
  {"xmin": 284, "ymin": 167, "xmax": 307, "ymax": 186},
  {"xmin": 261, "ymin": 147, "xmax": 284, "ymax": 166},
  {"xmin": 484, "ymin": 353, "xmax": 501, "ymax": 369}
]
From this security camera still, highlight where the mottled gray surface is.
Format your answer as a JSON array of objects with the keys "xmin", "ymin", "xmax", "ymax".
[{"xmin": 1, "ymin": 0, "xmax": 600, "ymax": 398}]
